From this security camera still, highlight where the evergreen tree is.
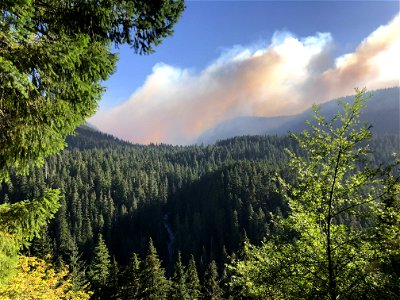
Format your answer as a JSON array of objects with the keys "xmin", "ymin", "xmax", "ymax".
[
  {"xmin": 0, "ymin": 0, "xmax": 184, "ymax": 282},
  {"xmin": 69, "ymin": 241, "xmax": 89, "ymax": 293},
  {"xmin": 106, "ymin": 257, "xmax": 120, "ymax": 299},
  {"xmin": 139, "ymin": 238, "xmax": 170, "ymax": 300},
  {"xmin": 203, "ymin": 260, "xmax": 223, "ymax": 300},
  {"xmin": 120, "ymin": 252, "xmax": 142, "ymax": 300},
  {"xmin": 0, "ymin": 89, "xmax": 398, "ymax": 297},
  {"xmin": 0, "ymin": 0, "xmax": 185, "ymax": 180},
  {"xmin": 187, "ymin": 254, "xmax": 202, "ymax": 300},
  {"xmin": 88, "ymin": 234, "xmax": 111, "ymax": 299},
  {"xmin": 0, "ymin": 189, "xmax": 60, "ymax": 283},
  {"xmin": 30, "ymin": 226, "xmax": 54, "ymax": 259},
  {"xmin": 55, "ymin": 197, "xmax": 74, "ymax": 257},
  {"xmin": 171, "ymin": 252, "xmax": 190, "ymax": 300}
]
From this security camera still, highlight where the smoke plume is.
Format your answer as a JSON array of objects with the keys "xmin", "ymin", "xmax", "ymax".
[{"xmin": 91, "ymin": 14, "xmax": 399, "ymax": 145}]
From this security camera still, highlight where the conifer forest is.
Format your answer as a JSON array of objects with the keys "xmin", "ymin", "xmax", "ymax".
[
  {"xmin": 0, "ymin": 1, "xmax": 399, "ymax": 299},
  {"xmin": 1, "ymin": 106, "xmax": 399, "ymax": 298}
]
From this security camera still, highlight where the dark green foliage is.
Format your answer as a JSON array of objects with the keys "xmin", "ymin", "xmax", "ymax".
[
  {"xmin": 0, "ymin": 189, "xmax": 60, "ymax": 281},
  {"xmin": 69, "ymin": 241, "xmax": 89, "ymax": 293},
  {"xmin": 88, "ymin": 234, "xmax": 111, "ymax": 299},
  {"xmin": 171, "ymin": 252, "xmax": 189, "ymax": 300},
  {"xmin": 187, "ymin": 255, "xmax": 202, "ymax": 300},
  {"xmin": 30, "ymin": 226, "xmax": 54, "ymax": 259},
  {"xmin": 139, "ymin": 238, "xmax": 170, "ymax": 300},
  {"xmin": 168, "ymin": 160, "xmax": 285, "ymax": 267},
  {"xmin": 119, "ymin": 252, "xmax": 142, "ymax": 299},
  {"xmin": 203, "ymin": 260, "xmax": 223, "ymax": 300},
  {"xmin": 0, "ymin": 0, "xmax": 184, "ymax": 287},
  {"xmin": 66, "ymin": 125, "xmax": 138, "ymax": 150},
  {"xmin": 0, "ymin": 189, "xmax": 60, "ymax": 246},
  {"xmin": 0, "ymin": 118, "xmax": 398, "ymax": 297},
  {"xmin": 0, "ymin": 0, "xmax": 184, "ymax": 181},
  {"xmin": 2, "ymin": 129, "xmax": 302, "ymax": 269},
  {"xmin": 106, "ymin": 257, "xmax": 120, "ymax": 299}
]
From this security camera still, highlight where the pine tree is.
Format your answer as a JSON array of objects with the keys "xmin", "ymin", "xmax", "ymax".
[
  {"xmin": 88, "ymin": 234, "xmax": 111, "ymax": 299},
  {"xmin": 171, "ymin": 252, "xmax": 189, "ymax": 300},
  {"xmin": 187, "ymin": 254, "xmax": 201, "ymax": 300},
  {"xmin": 139, "ymin": 238, "xmax": 170, "ymax": 300},
  {"xmin": 203, "ymin": 260, "xmax": 223, "ymax": 300},
  {"xmin": 120, "ymin": 252, "xmax": 142, "ymax": 299},
  {"xmin": 30, "ymin": 226, "xmax": 54, "ymax": 259},
  {"xmin": 69, "ymin": 241, "xmax": 89, "ymax": 293},
  {"xmin": 106, "ymin": 257, "xmax": 120, "ymax": 299},
  {"xmin": 55, "ymin": 197, "xmax": 74, "ymax": 256}
]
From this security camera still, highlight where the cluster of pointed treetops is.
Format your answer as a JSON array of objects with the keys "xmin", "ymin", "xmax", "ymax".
[
  {"xmin": 1, "ymin": 1, "xmax": 398, "ymax": 298},
  {"xmin": 1, "ymin": 90, "xmax": 399, "ymax": 299},
  {"xmin": 87, "ymin": 235, "xmax": 224, "ymax": 300}
]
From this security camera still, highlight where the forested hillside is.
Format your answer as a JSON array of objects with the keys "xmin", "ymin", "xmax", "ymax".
[
  {"xmin": 2, "ymin": 128, "xmax": 297, "ymax": 265},
  {"xmin": 1, "ymin": 123, "xmax": 398, "ymax": 298}
]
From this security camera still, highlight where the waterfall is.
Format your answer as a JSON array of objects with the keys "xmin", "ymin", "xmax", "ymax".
[{"xmin": 163, "ymin": 213, "xmax": 175, "ymax": 262}]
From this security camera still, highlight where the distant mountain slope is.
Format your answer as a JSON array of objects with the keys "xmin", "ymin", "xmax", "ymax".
[
  {"xmin": 198, "ymin": 87, "xmax": 399, "ymax": 144},
  {"xmin": 66, "ymin": 125, "xmax": 135, "ymax": 150}
]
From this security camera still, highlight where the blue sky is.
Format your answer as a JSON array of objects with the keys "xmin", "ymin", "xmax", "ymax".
[
  {"xmin": 100, "ymin": 1, "xmax": 398, "ymax": 110},
  {"xmin": 91, "ymin": 1, "xmax": 399, "ymax": 144}
]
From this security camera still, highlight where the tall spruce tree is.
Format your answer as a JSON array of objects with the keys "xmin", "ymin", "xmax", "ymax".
[
  {"xmin": 30, "ymin": 225, "xmax": 53, "ymax": 259},
  {"xmin": 139, "ymin": 238, "xmax": 170, "ymax": 300},
  {"xmin": 187, "ymin": 254, "xmax": 202, "ymax": 300},
  {"xmin": 171, "ymin": 252, "xmax": 190, "ymax": 300},
  {"xmin": 88, "ymin": 234, "xmax": 111, "ymax": 299},
  {"xmin": 120, "ymin": 252, "xmax": 142, "ymax": 300},
  {"xmin": 106, "ymin": 257, "xmax": 120, "ymax": 299},
  {"xmin": 69, "ymin": 241, "xmax": 89, "ymax": 294},
  {"xmin": 203, "ymin": 260, "xmax": 223, "ymax": 300}
]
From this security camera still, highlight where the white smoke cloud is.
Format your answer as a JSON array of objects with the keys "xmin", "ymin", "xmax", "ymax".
[{"xmin": 91, "ymin": 14, "xmax": 400, "ymax": 145}]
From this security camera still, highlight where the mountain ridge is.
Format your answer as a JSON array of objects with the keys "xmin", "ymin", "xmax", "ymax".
[{"xmin": 198, "ymin": 87, "xmax": 400, "ymax": 144}]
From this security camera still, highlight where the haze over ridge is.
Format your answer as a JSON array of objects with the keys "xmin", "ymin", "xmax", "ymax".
[{"xmin": 91, "ymin": 14, "xmax": 400, "ymax": 145}]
